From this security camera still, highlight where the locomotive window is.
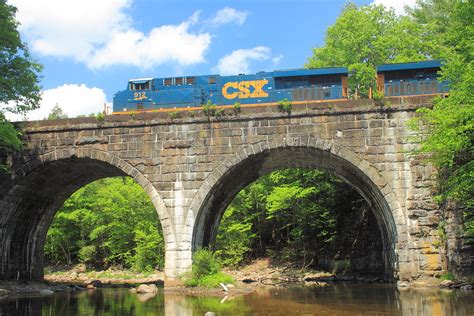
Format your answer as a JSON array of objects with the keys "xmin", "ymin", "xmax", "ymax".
[
  {"xmin": 209, "ymin": 76, "xmax": 217, "ymax": 84},
  {"xmin": 176, "ymin": 78, "xmax": 183, "ymax": 85},
  {"xmin": 130, "ymin": 82, "xmax": 150, "ymax": 90},
  {"xmin": 164, "ymin": 78, "xmax": 172, "ymax": 86},
  {"xmin": 186, "ymin": 77, "xmax": 195, "ymax": 85}
]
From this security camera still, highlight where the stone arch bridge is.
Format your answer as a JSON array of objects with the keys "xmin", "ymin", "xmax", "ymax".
[{"xmin": 0, "ymin": 96, "xmax": 454, "ymax": 284}]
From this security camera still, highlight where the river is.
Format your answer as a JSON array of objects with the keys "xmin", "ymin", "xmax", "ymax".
[{"xmin": 1, "ymin": 284, "xmax": 473, "ymax": 315}]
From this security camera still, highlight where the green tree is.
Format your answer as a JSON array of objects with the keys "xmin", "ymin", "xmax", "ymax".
[
  {"xmin": 0, "ymin": 2, "xmax": 42, "ymax": 170},
  {"xmin": 46, "ymin": 104, "xmax": 68, "ymax": 120},
  {"xmin": 216, "ymin": 169, "xmax": 343, "ymax": 266},
  {"xmin": 306, "ymin": 3, "xmax": 427, "ymax": 97},
  {"xmin": 408, "ymin": 0, "xmax": 474, "ymax": 242},
  {"xmin": 45, "ymin": 177, "xmax": 165, "ymax": 271}
]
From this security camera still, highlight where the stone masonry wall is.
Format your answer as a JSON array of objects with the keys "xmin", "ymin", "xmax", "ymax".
[{"xmin": 0, "ymin": 95, "xmax": 453, "ymax": 283}]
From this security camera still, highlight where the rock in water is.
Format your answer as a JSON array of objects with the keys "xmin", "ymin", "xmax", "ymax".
[
  {"xmin": 39, "ymin": 289, "xmax": 54, "ymax": 295},
  {"xmin": 440, "ymin": 280, "xmax": 454, "ymax": 288},
  {"xmin": 397, "ymin": 281, "xmax": 410, "ymax": 288},
  {"xmin": 136, "ymin": 284, "xmax": 158, "ymax": 293},
  {"xmin": 460, "ymin": 285, "xmax": 473, "ymax": 291}
]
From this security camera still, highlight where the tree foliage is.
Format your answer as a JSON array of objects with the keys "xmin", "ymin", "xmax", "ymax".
[
  {"xmin": 306, "ymin": 3, "xmax": 428, "ymax": 97},
  {"xmin": 0, "ymin": 2, "xmax": 42, "ymax": 170},
  {"xmin": 46, "ymin": 104, "xmax": 68, "ymax": 120},
  {"xmin": 407, "ymin": 0, "xmax": 474, "ymax": 241},
  {"xmin": 45, "ymin": 177, "xmax": 164, "ymax": 272},
  {"xmin": 215, "ymin": 169, "xmax": 368, "ymax": 267},
  {"xmin": 0, "ymin": 2, "xmax": 42, "ymax": 115}
]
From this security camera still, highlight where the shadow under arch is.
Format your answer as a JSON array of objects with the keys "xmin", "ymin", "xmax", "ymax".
[
  {"xmin": 0, "ymin": 148, "xmax": 172, "ymax": 280},
  {"xmin": 190, "ymin": 141, "xmax": 405, "ymax": 279}
]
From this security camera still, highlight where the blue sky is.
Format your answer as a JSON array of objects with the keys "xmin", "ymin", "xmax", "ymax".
[{"xmin": 7, "ymin": 0, "xmax": 415, "ymax": 120}]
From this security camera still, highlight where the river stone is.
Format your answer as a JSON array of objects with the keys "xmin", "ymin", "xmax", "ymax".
[
  {"xmin": 136, "ymin": 284, "xmax": 158, "ymax": 293},
  {"xmin": 0, "ymin": 289, "xmax": 9, "ymax": 298},
  {"xmin": 39, "ymin": 289, "xmax": 54, "ymax": 295},
  {"xmin": 460, "ymin": 285, "xmax": 473, "ymax": 291},
  {"xmin": 86, "ymin": 284, "xmax": 95, "ymax": 289},
  {"xmin": 397, "ymin": 281, "xmax": 410, "ymax": 288},
  {"xmin": 440, "ymin": 280, "xmax": 454, "ymax": 288}
]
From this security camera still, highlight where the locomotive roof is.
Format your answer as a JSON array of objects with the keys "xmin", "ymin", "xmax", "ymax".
[
  {"xmin": 377, "ymin": 60, "xmax": 442, "ymax": 72},
  {"xmin": 125, "ymin": 60, "xmax": 442, "ymax": 83}
]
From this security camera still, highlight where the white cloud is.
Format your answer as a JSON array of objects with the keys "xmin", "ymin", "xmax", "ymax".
[
  {"xmin": 6, "ymin": 84, "xmax": 108, "ymax": 121},
  {"xmin": 211, "ymin": 7, "xmax": 248, "ymax": 26},
  {"xmin": 372, "ymin": 0, "xmax": 417, "ymax": 15},
  {"xmin": 89, "ymin": 13, "xmax": 211, "ymax": 69},
  {"xmin": 214, "ymin": 46, "xmax": 271, "ymax": 75},
  {"xmin": 8, "ymin": 0, "xmax": 211, "ymax": 69},
  {"xmin": 272, "ymin": 54, "xmax": 284, "ymax": 67},
  {"xmin": 9, "ymin": 0, "xmax": 131, "ymax": 61}
]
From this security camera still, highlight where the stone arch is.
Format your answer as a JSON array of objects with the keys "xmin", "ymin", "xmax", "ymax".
[
  {"xmin": 188, "ymin": 137, "xmax": 407, "ymax": 278},
  {"xmin": 0, "ymin": 147, "xmax": 172, "ymax": 280}
]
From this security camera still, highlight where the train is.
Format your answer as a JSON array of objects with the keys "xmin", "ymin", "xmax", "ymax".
[{"xmin": 112, "ymin": 60, "xmax": 448, "ymax": 113}]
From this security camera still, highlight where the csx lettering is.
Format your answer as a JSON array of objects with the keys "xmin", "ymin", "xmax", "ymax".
[{"xmin": 222, "ymin": 80, "xmax": 269, "ymax": 99}]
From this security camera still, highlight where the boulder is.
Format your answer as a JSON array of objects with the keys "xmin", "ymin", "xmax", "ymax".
[
  {"xmin": 460, "ymin": 285, "xmax": 473, "ymax": 291},
  {"xmin": 39, "ymin": 289, "xmax": 55, "ymax": 295},
  {"xmin": 86, "ymin": 284, "xmax": 95, "ymax": 290},
  {"xmin": 397, "ymin": 281, "xmax": 410, "ymax": 288},
  {"xmin": 439, "ymin": 280, "xmax": 454, "ymax": 288},
  {"xmin": 136, "ymin": 284, "xmax": 158, "ymax": 293},
  {"xmin": 88, "ymin": 280, "xmax": 102, "ymax": 288}
]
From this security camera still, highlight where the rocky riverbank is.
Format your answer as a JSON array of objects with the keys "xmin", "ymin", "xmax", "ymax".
[
  {"xmin": 1, "ymin": 259, "xmax": 471, "ymax": 299},
  {"xmin": 223, "ymin": 258, "xmax": 388, "ymax": 287}
]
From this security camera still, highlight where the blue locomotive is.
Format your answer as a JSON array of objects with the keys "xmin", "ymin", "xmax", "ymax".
[{"xmin": 112, "ymin": 60, "xmax": 447, "ymax": 113}]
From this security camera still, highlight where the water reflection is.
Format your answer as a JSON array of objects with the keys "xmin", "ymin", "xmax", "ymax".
[{"xmin": 0, "ymin": 285, "xmax": 473, "ymax": 315}]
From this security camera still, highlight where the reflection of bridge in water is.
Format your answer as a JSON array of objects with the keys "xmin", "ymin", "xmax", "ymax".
[
  {"xmin": 0, "ymin": 94, "xmax": 469, "ymax": 284},
  {"xmin": 0, "ymin": 286, "xmax": 473, "ymax": 315}
]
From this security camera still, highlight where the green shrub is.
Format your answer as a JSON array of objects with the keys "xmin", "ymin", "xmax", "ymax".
[
  {"xmin": 203, "ymin": 100, "xmax": 217, "ymax": 117},
  {"xmin": 78, "ymin": 245, "xmax": 96, "ymax": 263},
  {"xmin": 192, "ymin": 248, "xmax": 220, "ymax": 278},
  {"xmin": 168, "ymin": 111, "xmax": 180, "ymax": 119},
  {"xmin": 196, "ymin": 272, "xmax": 235, "ymax": 288},
  {"xmin": 183, "ymin": 249, "xmax": 235, "ymax": 287},
  {"xmin": 233, "ymin": 102, "xmax": 241, "ymax": 114},
  {"xmin": 440, "ymin": 273, "xmax": 455, "ymax": 281},
  {"xmin": 277, "ymin": 98, "xmax": 292, "ymax": 114},
  {"xmin": 95, "ymin": 112, "xmax": 106, "ymax": 123},
  {"xmin": 372, "ymin": 89, "xmax": 384, "ymax": 101}
]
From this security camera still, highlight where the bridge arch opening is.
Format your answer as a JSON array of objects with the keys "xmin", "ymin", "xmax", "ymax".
[
  {"xmin": 191, "ymin": 146, "xmax": 401, "ymax": 278},
  {"xmin": 0, "ymin": 154, "xmax": 169, "ymax": 280}
]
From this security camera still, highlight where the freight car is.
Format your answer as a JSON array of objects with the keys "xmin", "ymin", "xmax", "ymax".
[{"xmin": 112, "ymin": 60, "xmax": 447, "ymax": 113}]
